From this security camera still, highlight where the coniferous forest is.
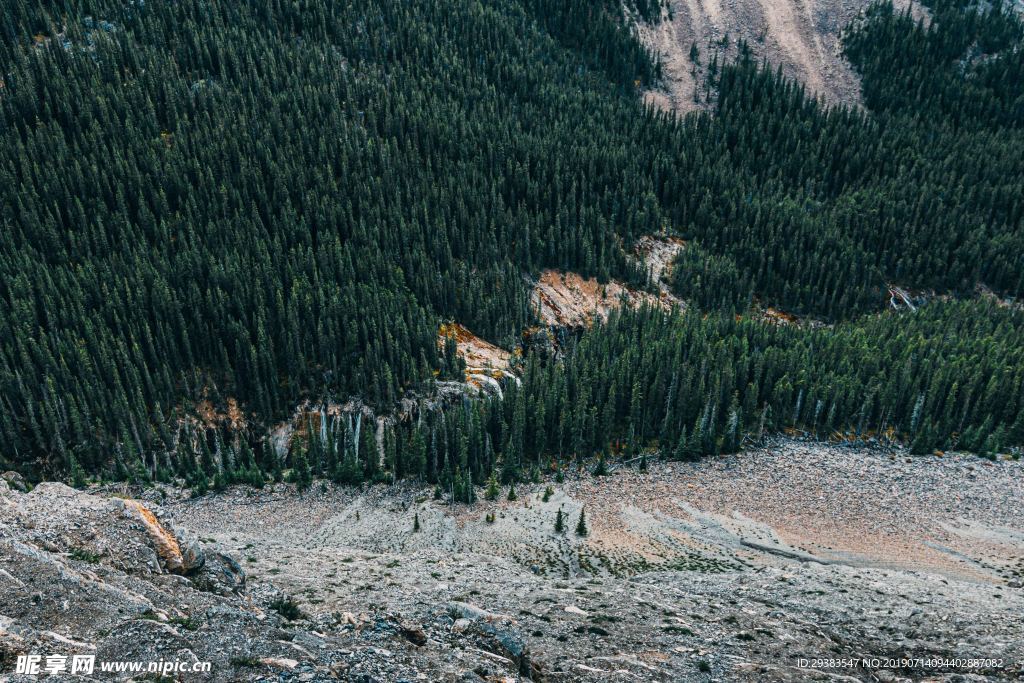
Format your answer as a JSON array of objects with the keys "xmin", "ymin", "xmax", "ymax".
[{"xmin": 0, "ymin": 0, "xmax": 1022, "ymax": 488}]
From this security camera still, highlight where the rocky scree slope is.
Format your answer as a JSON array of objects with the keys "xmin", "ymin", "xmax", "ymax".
[{"xmin": 2, "ymin": 441, "xmax": 1023, "ymax": 681}]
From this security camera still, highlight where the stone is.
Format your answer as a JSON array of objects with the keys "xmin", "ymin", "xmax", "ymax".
[
  {"xmin": 121, "ymin": 499, "xmax": 185, "ymax": 573},
  {"xmin": 1, "ymin": 471, "xmax": 28, "ymax": 493},
  {"xmin": 399, "ymin": 621, "xmax": 427, "ymax": 646},
  {"xmin": 464, "ymin": 620, "xmax": 541, "ymax": 680},
  {"xmin": 191, "ymin": 552, "xmax": 245, "ymax": 595},
  {"xmin": 182, "ymin": 539, "xmax": 206, "ymax": 573},
  {"xmin": 260, "ymin": 657, "xmax": 299, "ymax": 670}
]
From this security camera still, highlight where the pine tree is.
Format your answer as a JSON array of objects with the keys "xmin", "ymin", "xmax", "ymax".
[
  {"xmin": 555, "ymin": 508, "xmax": 565, "ymax": 534},
  {"xmin": 69, "ymin": 455, "xmax": 87, "ymax": 489},
  {"xmin": 507, "ymin": 482, "xmax": 517, "ymax": 501},
  {"xmin": 575, "ymin": 508, "xmax": 588, "ymax": 537},
  {"xmin": 485, "ymin": 470, "xmax": 500, "ymax": 501},
  {"xmin": 413, "ymin": 513, "xmax": 421, "ymax": 533},
  {"xmin": 291, "ymin": 452, "xmax": 312, "ymax": 492}
]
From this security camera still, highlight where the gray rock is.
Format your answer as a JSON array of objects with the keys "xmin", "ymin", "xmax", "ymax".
[
  {"xmin": 399, "ymin": 621, "xmax": 427, "ymax": 646},
  {"xmin": 191, "ymin": 552, "xmax": 245, "ymax": 595},
  {"xmin": 464, "ymin": 620, "xmax": 541, "ymax": 680},
  {"xmin": 182, "ymin": 539, "xmax": 206, "ymax": 573},
  {"xmin": 1, "ymin": 471, "xmax": 28, "ymax": 492}
]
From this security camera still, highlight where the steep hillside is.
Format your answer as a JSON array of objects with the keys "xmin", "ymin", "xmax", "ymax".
[
  {"xmin": 1, "ymin": 0, "xmax": 1022, "ymax": 486},
  {"xmin": 637, "ymin": 0, "xmax": 929, "ymax": 111}
]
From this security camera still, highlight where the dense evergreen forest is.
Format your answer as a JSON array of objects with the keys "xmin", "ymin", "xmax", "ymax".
[{"xmin": 0, "ymin": 0, "xmax": 1021, "ymax": 484}]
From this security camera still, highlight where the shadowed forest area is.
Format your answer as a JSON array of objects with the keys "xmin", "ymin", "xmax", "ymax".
[{"xmin": 0, "ymin": 0, "xmax": 1022, "ymax": 487}]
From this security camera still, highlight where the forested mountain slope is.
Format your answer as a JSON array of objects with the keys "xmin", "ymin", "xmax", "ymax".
[{"xmin": 0, "ymin": 0, "xmax": 1022, "ymax": 484}]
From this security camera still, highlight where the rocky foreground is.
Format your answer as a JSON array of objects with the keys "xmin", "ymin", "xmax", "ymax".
[{"xmin": 1, "ymin": 440, "xmax": 1022, "ymax": 682}]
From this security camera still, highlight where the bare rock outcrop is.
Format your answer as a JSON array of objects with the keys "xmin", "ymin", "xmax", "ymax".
[
  {"xmin": 120, "ymin": 498, "xmax": 189, "ymax": 573},
  {"xmin": 1, "ymin": 471, "xmax": 28, "ymax": 493}
]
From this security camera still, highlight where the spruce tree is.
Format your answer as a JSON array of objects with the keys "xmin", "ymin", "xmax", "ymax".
[
  {"xmin": 575, "ymin": 508, "xmax": 588, "ymax": 537},
  {"xmin": 485, "ymin": 471, "xmax": 500, "ymax": 501},
  {"xmin": 69, "ymin": 455, "xmax": 87, "ymax": 489},
  {"xmin": 292, "ymin": 452, "xmax": 312, "ymax": 492}
]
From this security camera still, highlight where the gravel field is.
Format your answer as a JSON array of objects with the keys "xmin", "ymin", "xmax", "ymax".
[{"xmin": 2, "ymin": 439, "xmax": 1022, "ymax": 682}]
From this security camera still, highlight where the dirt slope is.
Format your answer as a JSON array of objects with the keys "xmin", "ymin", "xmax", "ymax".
[{"xmin": 636, "ymin": 0, "xmax": 927, "ymax": 112}]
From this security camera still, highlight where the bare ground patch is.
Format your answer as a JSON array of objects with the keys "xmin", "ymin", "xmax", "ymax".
[{"xmin": 636, "ymin": 0, "xmax": 930, "ymax": 113}]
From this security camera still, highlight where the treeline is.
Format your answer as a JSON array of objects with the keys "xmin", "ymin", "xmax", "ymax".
[
  {"xmin": 0, "ymin": 0, "xmax": 1022, "ymax": 479},
  {"xmin": 156, "ymin": 301, "xmax": 1024, "ymax": 496}
]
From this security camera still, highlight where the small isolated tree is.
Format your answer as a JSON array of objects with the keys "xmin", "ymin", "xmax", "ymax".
[
  {"xmin": 542, "ymin": 485, "xmax": 553, "ymax": 503},
  {"xmin": 639, "ymin": 451, "xmax": 648, "ymax": 472},
  {"xmin": 554, "ymin": 507, "xmax": 565, "ymax": 534},
  {"xmin": 69, "ymin": 454, "xmax": 87, "ymax": 489},
  {"xmin": 575, "ymin": 507, "xmax": 588, "ymax": 536},
  {"xmin": 485, "ymin": 470, "xmax": 500, "ymax": 501},
  {"xmin": 593, "ymin": 449, "xmax": 608, "ymax": 476},
  {"xmin": 507, "ymin": 482, "xmax": 517, "ymax": 501},
  {"xmin": 413, "ymin": 512, "xmax": 421, "ymax": 533},
  {"xmin": 291, "ymin": 451, "xmax": 312, "ymax": 492}
]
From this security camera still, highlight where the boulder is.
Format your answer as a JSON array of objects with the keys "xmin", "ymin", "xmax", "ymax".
[
  {"xmin": 462, "ymin": 619, "xmax": 543, "ymax": 680},
  {"xmin": 182, "ymin": 539, "xmax": 206, "ymax": 573},
  {"xmin": 191, "ymin": 552, "xmax": 245, "ymax": 595},
  {"xmin": 1, "ymin": 471, "xmax": 28, "ymax": 493},
  {"xmin": 120, "ymin": 499, "xmax": 185, "ymax": 573}
]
